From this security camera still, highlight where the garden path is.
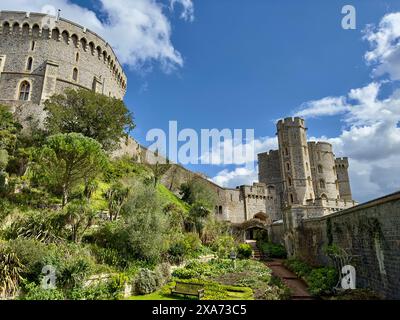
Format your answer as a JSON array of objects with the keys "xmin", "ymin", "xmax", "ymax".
[{"xmin": 265, "ymin": 259, "xmax": 314, "ymax": 300}]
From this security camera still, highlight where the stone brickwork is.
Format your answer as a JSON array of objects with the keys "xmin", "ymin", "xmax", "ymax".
[
  {"xmin": 0, "ymin": 10, "xmax": 126, "ymax": 125},
  {"xmin": 258, "ymin": 117, "xmax": 357, "ymax": 219},
  {"xmin": 279, "ymin": 191, "xmax": 400, "ymax": 299}
]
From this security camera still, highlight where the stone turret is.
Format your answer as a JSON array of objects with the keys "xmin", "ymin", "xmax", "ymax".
[
  {"xmin": 308, "ymin": 141, "xmax": 340, "ymax": 200},
  {"xmin": 335, "ymin": 157, "xmax": 352, "ymax": 201},
  {"xmin": 276, "ymin": 117, "xmax": 314, "ymax": 205}
]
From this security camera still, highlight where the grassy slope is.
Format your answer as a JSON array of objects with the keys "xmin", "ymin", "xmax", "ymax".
[{"xmin": 157, "ymin": 183, "xmax": 190, "ymax": 213}]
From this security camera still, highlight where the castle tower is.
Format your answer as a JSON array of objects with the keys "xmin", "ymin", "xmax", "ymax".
[
  {"xmin": 258, "ymin": 149, "xmax": 284, "ymax": 220},
  {"xmin": 0, "ymin": 11, "xmax": 127, "ymax": 120},
  {"xmin": 276, "ymin": 117, "xmax": 314, "ymax": 205},
  {"xmin": 308, "ymin": 141, "xmax": 340, "ymax": 200},
  {"xmin": 335, "ymin": 157, "xmax": 352, "ymax": 201}
]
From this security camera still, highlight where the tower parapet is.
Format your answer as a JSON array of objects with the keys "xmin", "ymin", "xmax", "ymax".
[{"xmin": 0, "ymin": 10, "xmax": 127, "ymax": 116}]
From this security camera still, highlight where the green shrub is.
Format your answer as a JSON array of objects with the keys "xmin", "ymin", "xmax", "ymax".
[
  {"xmin": 4, "ymin": 210, "xmax": 65, "ymax": 243},
  {"xmin": 283, "ymin": 258, "xmax": 312, "ymax": 278},
  {"xmin": 306, "ymin": 267, "xmax": 338, "ymax": 296},
  {"xmin": 212, "ymin": 235, "xmax": 235, "ymax": 258},
  {"xmin": 237, "ymin": 243, "xmax": 252, "ymax": 259},
  {"xmin": 259, "ymin": 241, "xmax": 287, "ymax": 259},
  {"xmin": 69, "ymin": 273, "xmax": 127, "ymax": 300},
  {"xmin": 172, "ymin": 267, "xmax": 198, "ymax": 279},
  {"xmin": 134, "ymin": 268, "xmax": 163, "ymax": 295},
  {"xmin": 19, "ymin": 281, "xmax": 65, "ymax": 300}
]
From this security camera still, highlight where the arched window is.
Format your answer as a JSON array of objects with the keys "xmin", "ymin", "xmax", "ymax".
[
  {"xmin": 26, "ymin": 57, "xmax": 33, "ymax": 71},
  {"xmin": 319, "ymin": 179, "xmax": 325, "ymax": 189},
  {"xmin": 51, "ymin": 28, "xmax": 60, "ymax": 41},
  {"xmin": 72, "ymin": 68, "xmax": 78, "ymax": 81},
  {"xmin": 62, "ymin": 30, "xmax": 69, "ymax": 44},
  {"xmin": 286, "ymin": 162, "xmax": 290, "ymax": 171},
  {"xmin": 288, "ymin": 177, "xmax": 292, "ymax": 187},
  {"xmin": 18, "ymin": 81, "xmax": 30, "ymax": 101},
  {"xmin": 76, "ymin": 52, "xmax": 79, "ymax": 62},
  {"xmin": 289, "ymin": 194, "xmax": 294, "ymax": 204},
  {"xmin": 317, "ymin": 164, "xmax": 323, "ymax": 174},
  {"xmin": 31, "ymin": 41, "xmax": 36, "ymax": 51}
]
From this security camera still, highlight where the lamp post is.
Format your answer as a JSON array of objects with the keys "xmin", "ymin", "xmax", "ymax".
[{"xmin": 230, "ymin": 250, "xmax": 237, "ymax": 269}]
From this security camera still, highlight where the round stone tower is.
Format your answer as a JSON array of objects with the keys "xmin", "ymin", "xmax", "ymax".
[
  {"xmin": 277, "ymin": 117, "xmax": 314, "ymax": 205},
  {"xmin": 307, "ymin": 141, "xmax": 339, "ymax": 200},
  {"xmin": 0, "ymin": 10, "xmax": 127, "ymax": 122}
]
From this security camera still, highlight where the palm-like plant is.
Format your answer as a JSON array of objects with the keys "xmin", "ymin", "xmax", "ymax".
[
  {"xmin": 105, "ymin": 182, "xmax": 129, "ymax": 221},
  {"xmin": 0, "ymin": 248, "xmax": 24, "ymax": 298}
]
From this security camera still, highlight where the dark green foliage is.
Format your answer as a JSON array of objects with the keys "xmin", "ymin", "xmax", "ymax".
[
  {"xmin": 284, "ymin": 258, "xmax": 338, "ymax": 297},
  {"xmin": 0, "ymin": 105, "xmax": 21, "ymax": 152},
  {"xmin": 258, "ymin": 241, "xmax": 287, "ymax": 259},
  {"xmin": 104, "ymin": 182, "xmax": 130, "ymax": 221},
  {"xmin": 306, "ymin": 267, "xmax": 338, "ymax": 296},
  {"xmin": 237, "ymin": 243, "xmax": 252, "ymax": 259},
  {"xmin": 44, "ymin": 88, "xmax": 135, "ymax": 151},
  {"xmin": 179, "ymin": 178, "xmax": 217, "ymax": 208},
  {"xmin": 283, "ymin": 258, "xmax": 312, "ymax": 278},
  {"xmin": 19, "ymin": 281, "xmax": 65, "ymax": 300},
  {"xmin": 34, "ymin": 133, "xmax": 108, "ymax": 206},
  {"xmin": 4, "ymin": 210, "xmax": 65, "ymax": 243},
  {"xmin": 62, "ymin": 199, "xmax": 97, "ymax": 243},
  {"xmin": 92, "ymin": 181, "xmax": 167, "ymax": 263}
]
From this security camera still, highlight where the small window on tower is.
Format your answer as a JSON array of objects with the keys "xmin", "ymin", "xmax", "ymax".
[
  {"xmin": 318, "ymin": 165, "xmax": 323, "ymax": 174},
  {"xmin": 286, "ymin": 163, "xmax": 290, "ymax": 171},
  {"xmin": 288, "ymin": 177, "xmax": 292, "ymax": 186},
  {"xmin": 76, "ymin": 52, "xmax": 79, "ymax": 62},
  {"xmin": 72, "ymin": 68, "xmax": 78, "ymax": 81},
  {"xmin": 31, "ymin": 41, "xmax": 36, "ymax": 51},
  {"xmin": 26, "ymin": 57, "xmax": 33, "ymax": 71},
  {"xmin": 290, "ymin": 194, "xmax": 294, "ymax": 204}
]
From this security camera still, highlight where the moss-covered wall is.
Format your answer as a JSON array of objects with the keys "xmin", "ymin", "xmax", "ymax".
[{"xmin": 292, "ymin": 192, "xmax": 400, "ymax": 299}]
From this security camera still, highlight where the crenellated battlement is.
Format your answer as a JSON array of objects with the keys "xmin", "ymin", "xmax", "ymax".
[
  {"xmin": 0, "ymin": 10, "xmax": 126, "ymax": 91},
  {"xmin": 277, "ymin": 116, "xmax": 306, "ymax": 129}
]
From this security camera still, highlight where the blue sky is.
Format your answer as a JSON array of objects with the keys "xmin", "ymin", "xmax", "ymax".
[{"xmin": 3, "ymin": 0, "xmax": 400, "ymax": 202}]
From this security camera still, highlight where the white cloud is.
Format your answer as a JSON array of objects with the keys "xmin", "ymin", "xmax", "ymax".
[
  {"xmin": 0, "ymin": 0, "xmax": 194, "ymax": 71},
  {"xmin": 294, "ymin": 81, "xmax": 400, "ymax": 202},
  {"xmin": 294, "ymin": 96, "xmax": 350, "ymax": 118},
  {"xmin": 200, "ymin": 135, "xmax": 277, "ymax": 166},
  {"xmin": 212, "ymin": 167, "xmax": 258, "ymax": 188},
  {"xmin": 364, "ymin": 12, "xmax": 400, "ymax": 80},
  {"xmin": 170, "ymin": 0, "xmax": 194, "ymax": 22}
]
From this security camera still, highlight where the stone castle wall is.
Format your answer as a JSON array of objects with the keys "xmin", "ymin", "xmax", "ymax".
[
  {"xmin": 0, "ymin": 10, "xmax": 126, "ymax": 122},
  {"xmin": 279, "ymin": 191, "xmax": 400, "ymax": 299}
]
